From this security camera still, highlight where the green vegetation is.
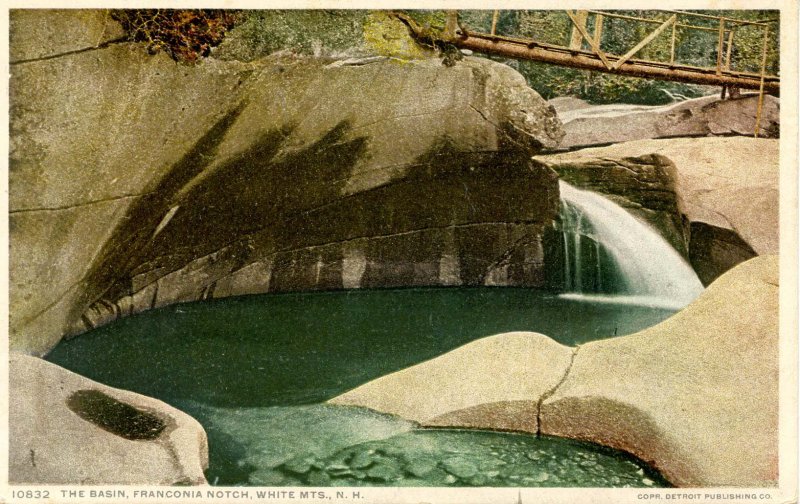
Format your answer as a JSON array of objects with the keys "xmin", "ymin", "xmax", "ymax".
[
  {"xmin": 362, "ymin": 12, "xmax": 434, "ymax": 60},
  {"xmin": 213, "ymin": 10, "xmax": 370, "ymax": 61}
]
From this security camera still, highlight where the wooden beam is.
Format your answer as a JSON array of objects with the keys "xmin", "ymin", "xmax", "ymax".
[
  {"xmin": 569, "ymin": 10, "xmax": 588, "ymax": 50},
  {"xmin": 447, "ymin": 34, "xmax": 779, "ymax": 93},
  {"xmin": 566, "ymin": 10, "xmax": 613, "ymax": 70},
  {"xmin": 585, "ymin": 10, "xmax": 727, "ymax": 32},
  {"xmin": 754, "ymin": 27, "xmax": 770, "ymax": 137},
  {"xmin": 716, "ymin": 18, "xmax": 725, "ymax": 75},
  {"xmin": 664, "ymin": 9, "xmax": 772, "ymax": 27},
  {"xmin": 670, "ymin": 21, "xmax": 677, "ymax": 66},
  {"xmin": 612, "ymin": 15, "xmax": 676, "ymax": 70},
  {"xmin": 724, "ymin": 29, "xmax": 735, "ymax": 70},
  {"xmin": 458, "ymin": 28, "xmax": 778, "ymax": 79},
  {"xmin": 593, "ymin": 14, "xmax": 604, "ymax": 46}
]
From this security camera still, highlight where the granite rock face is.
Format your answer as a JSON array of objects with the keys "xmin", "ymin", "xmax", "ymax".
[
  {"xmin": 9, "ymin": 353, "xmax": 209, "ymax": 485},
  {"xmin": 329, "ymin": 332, "xmax": 575, "ymax": 434},
  {"xmin": 535, "ymin": 137, "xmax": 778, "ymax": 284},
  {"xmin": 9, "ymin": 9, "xmax": 126, "ymax": 63},
  {"xmin": 10, "ymin": 10, "xmax": 563, "ymax": 355},
  {"xmin": 541, "ymin": 255, "xmax": 779, "ymax": 487},
  {"xmin": 552, "ymin": 94, "xmax": 779, "ymax": 149}
]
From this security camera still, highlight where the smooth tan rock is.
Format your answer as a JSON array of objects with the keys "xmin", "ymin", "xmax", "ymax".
[
  {"xmin": 9, "ymin": 353, "xmax": 209, "ymax": 485},
  {"xmin": 540, "ymin": 255, "xmax": 779, "ymax": 487},
  {"xmin": 329, "ymin": 332, "xmax": 574, "ymax": 433},
  {"xmin": 554, "ymin": 94, "xmax": 779, "ymax": 149},
  {"xmin": 10, "ymin": 9, "xmax": 125, "ymax": 63},
  {"xmin": 536, "ymin": 137, "xmax": 778, "ymax": 283},
  {"xmin": 10, "ymin": 45, "xmax": 255, "ymax": 354}
]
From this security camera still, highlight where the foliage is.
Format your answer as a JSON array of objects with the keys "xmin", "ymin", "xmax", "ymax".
[
  {"xmin": 112, "ymin": 9, "xmax": 239, "ymax": 63},
  {"xmin": 512, "ymin": 60, "xmax": 704, "ymax": 104},
  {"xmin": 213, "ymin": 10, "xmax": 370, "ymax": 61},
  {"xmin": 362, "ymin": 11, "xmax": 434, "ymax": 60}
]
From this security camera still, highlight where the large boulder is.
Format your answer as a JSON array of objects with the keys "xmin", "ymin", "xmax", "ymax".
[
  {"xmin": 540, "ymin": 255, "xmax": 779, "ymax": 487},
  {"xmin": 535, "ymin": 137, "xmax": 778, "ymax": 284},
  {"xmin": 552, "ymin": 94, "xmax": 779, "ymax": 149},
  {"xmin": 9, "ymin": 353, "xmax": 209, "ymax": 484},
  {"xmin": 10, "ymin": 10, "xmax": 564, "ymax": 355},
  {"xmin": 330, "ymin": 332, "xmax": 574, "ymax": 433}
]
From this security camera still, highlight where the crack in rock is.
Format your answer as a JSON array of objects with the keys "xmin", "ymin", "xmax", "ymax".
[
  {"xmin": 10, "ymin": 37, "xmax": 128, "ymax": 65},
  {"xmin": 537, "ymin": 345, "xmax": 580, "ymax": 435}
]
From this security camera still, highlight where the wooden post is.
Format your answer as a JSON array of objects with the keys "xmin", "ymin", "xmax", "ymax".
[
  {"xmin": 593, "ymin": 13, "xmax": 604, "ymax": 46},
  {"xmin": 724, "ymin": 29, "xmax": 735, "ymax": 70},
  {"xmin": 720, "ymin": 29, "xmax": 735, "ymax": 99},
  {"xmin": 754, "ymin": 26, "xmax": 770, "ymax": 138},
  {"xmin": 569, "ymin": 10, "xmax": 589, "ymax": 50},
  {"xmin": 566, "ymin": 10, "xmax": 613, "ymax": 69},
  {"xmin": 491, "ymin": 10, "xmax": 500, "ymax": 36},
  {"xmin": 716, "ymin": 18, "xmax": 725, "ymax": 75},
  {"xmin": 670, "ymin": 20, "xmax": 676, "ymax": 66}
]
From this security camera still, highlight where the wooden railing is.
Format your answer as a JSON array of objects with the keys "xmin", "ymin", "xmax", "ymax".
[{"xmin": 394, "ymin": 10, "xmax": 779, "ymax": 136}]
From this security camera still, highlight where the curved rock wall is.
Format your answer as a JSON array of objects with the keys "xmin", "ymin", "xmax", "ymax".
[
  {"xmin": 540, "ymin": 255, "xmax": 779, "ymax": 487},
  {"xmin": 10, "ymin": 10, "xmax": 564, "ymax": 355}
]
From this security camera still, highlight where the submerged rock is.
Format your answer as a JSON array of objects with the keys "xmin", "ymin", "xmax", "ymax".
[
  {"xmin": 365, "ymin": 463, "xmax": 403, "ymax": 482},
  {"xmin": 8, "ymin": 353, "xmax": 209, "ymax": 485},
  {"xmin": 10, "ymin": 10, "xmax": 564, "ymax": 355},
  {"xmin": 282, "ymin": 455, "xmax": 317, "ymax": 475},
  {"xmin": 405, "ymin": 458, "xmax": 437, "ymax": 478},
  {"xmin": 441, "ymin": 457, "xmax": 479, "ymax": 478}
]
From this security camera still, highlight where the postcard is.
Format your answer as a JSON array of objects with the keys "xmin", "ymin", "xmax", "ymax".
[{"xmin": 2, "ymin": 1, "xmax": 797, "ymax": 503}]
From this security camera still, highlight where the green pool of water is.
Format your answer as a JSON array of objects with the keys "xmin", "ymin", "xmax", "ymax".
[{"xmin": 46, "ymin": 287, "xmax": 675, "ymax": 487}]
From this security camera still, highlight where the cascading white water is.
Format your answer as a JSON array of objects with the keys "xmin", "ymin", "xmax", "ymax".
[{"xmin": 558, "ymin": 181, "xmax": 704, "ymax": 310}]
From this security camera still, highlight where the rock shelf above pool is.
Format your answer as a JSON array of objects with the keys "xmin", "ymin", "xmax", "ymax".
[
  {"xmin": 330, "ymin": 255, "xmax": 779, "ymax": 487},
  {"xmin": 331, "ymin": 331, "xmax": 575, "ymax": 433}
]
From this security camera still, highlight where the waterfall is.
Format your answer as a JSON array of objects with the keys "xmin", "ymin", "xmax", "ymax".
[{"xmin": 557, "ymin": 181, "xmax": 703, "ymax": 309}]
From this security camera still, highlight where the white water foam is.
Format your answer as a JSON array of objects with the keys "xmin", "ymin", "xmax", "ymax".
[{"xmin": 558, "ymin": 181, "xmax": 704, "ymax": 309}]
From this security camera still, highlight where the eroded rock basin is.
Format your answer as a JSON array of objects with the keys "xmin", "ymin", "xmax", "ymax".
[{"xmin": 46, "ymin": 287, "xmax": 674, "ymax": 487}]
